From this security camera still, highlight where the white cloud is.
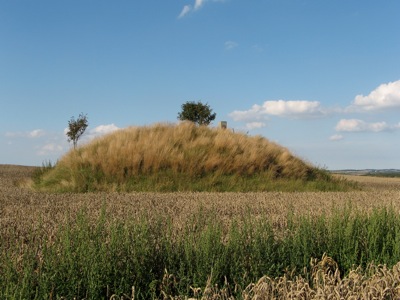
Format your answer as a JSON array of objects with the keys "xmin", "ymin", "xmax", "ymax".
[
  {"xmin": 90, "ymin": 124, "xmax": 120, "ymax": 136},
  {"xmin": 37, "ymin": 143, "xmax": 64, "ymax": 156},
  {"xmin": 83, "ymin": 123, "xmax": 120, "ymax": 141},
  {"xmin": 5, "ymin": 129, "xmax": 45, "ymax": 138},
  {"xmin": 178, "ymin": 0, "xmax": 225, "ymax": 18},
  {"xmin": 5, "ymin": 132, "xmax": 18, "ymax": 137},
  {"xmin": 194, "ymin": 0, "xmax": 204, "ymax": 10},
  {"xmin": 348, "ymin": 80, "xmax": 400, "ymax": 112},
  {"xmin": 230, "ymin": 100, "xmax": 326, "ymax": 122},
  {"xmin": 335, "ymin": 119, "xmax": 400, "ymax": 133},
  {"xmin": 178, "ymin": 5, "xmax": 192, "ymax": 18},
  {"xmin": 230, "ymin": 104, "xmax": 265, "ymax": 122},
  {"xmin": 64, "ymin": 123, "xmax": 120, "ymax": 142},
  {"xmin": 329, "ymin": 134, "xmax": 343, "ymax": 141},
  {"xmin": 29, "ymin": 129, "xmax": 45, "ymax": 138},
  {"xmin": 63, "ymin": 127, "xmax": 69, "ymax": 136},
  {"xmin": 262, "ymin": 100, "xmax": 324, "ymax": 117},
  {"xmin": 225, "ymin": 41, "xmax": 238, "ymax": 50},
  {"xmin": 245, "ymin": 122, "xmax": 266, "ymax": 130}
]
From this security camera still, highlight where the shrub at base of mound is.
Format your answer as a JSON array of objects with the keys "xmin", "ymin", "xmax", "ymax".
[{"xmin": 32, "ymin": 122, "xmax": 356, "ymax": 192}]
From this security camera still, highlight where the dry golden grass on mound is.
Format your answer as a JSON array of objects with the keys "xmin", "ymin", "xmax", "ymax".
[{"xmin": 58, "ymin": 122, "xmax": 314, "ymax": 181}]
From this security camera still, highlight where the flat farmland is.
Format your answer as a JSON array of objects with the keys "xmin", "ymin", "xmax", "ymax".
[
  {"xmin": 2, "ymin": 164, "xmax": 400, "ymax": 299},
  {"xmin": 2, "ymin": 165, "xmax": 400, "ymax": 237}
]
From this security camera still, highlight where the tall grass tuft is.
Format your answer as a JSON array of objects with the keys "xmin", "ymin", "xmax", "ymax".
[
  {"xmin": 32, "ymin": 122, "xmax": 355, "ymax": 192},
  {"xmin": 2, "ymin": 205, "xmax": 400, "ymax": 299}
]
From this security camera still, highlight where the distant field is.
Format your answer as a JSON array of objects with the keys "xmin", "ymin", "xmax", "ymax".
[
  {"xmin": 335, "ymin": 173, "xmax": 400, "ymax": 190},
  {"xmin": 2, "ymin": 164, "xmax": 400, "ymax": 299}
]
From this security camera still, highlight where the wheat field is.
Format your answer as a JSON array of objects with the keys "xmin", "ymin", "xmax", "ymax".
[{"xmin": 2, "ymin": 164, "xmax": 400, "ymax": 299}]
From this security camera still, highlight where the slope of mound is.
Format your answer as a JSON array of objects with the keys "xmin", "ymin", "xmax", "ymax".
[{"xmin": 33, "ymin": 122, "xmax": 353, "ymax": 192}]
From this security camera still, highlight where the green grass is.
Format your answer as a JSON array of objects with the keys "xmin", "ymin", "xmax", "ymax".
[
  {"xmin": 33, "ymin": 166, "xmax": 357, "ymax": 193},
  {"xmin": 31, "ymin": 160, "xmax": 54, "ymax": 185},
  {"xmin": 2, "ymin": 204, "xmax": 400, "ymax": 299}
]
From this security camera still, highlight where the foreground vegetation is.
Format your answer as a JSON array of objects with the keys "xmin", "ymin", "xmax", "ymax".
[
  {"xmin": 3, "ymin": 200, "xmax": 400, "ymax": 299},
  {"xmin": 31, "ymin": 122, "xmax": 355, "ymax": 192},
  {"xmin": 2, "ymin": 165, "xmax": 400, "ymax": 299}
]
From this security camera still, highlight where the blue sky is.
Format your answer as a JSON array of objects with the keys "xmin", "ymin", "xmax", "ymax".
[{"xmin": 1, "ymin": 0, "xmax": 399, "ymax": 169}]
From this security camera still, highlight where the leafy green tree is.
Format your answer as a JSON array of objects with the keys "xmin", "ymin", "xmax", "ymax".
[
  {"xmin": 177, "ymin": 101, "xmax": 216, "ymax": 126},
  {"xmin": 66, "ymin": 113, "xmax": 88, "ymax": 149}
]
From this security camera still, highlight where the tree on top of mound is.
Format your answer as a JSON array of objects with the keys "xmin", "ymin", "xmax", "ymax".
[
  {"xmin": 66, "ymin": 113, "xmax": 88, "ymax": 149},
  {"xmin": 178, "ymin": 101, "xmax": 216, "ymax": 126}
]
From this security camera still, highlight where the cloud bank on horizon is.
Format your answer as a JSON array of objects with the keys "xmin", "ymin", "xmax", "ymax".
[{"xmin": 230, "ymin": 79, "xmax": 400, "ymax": 137}]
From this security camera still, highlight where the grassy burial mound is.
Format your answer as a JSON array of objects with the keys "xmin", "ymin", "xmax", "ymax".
[{"xmin": 33, "ymin": 122, "xmax": 352, "ymax": 192}]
